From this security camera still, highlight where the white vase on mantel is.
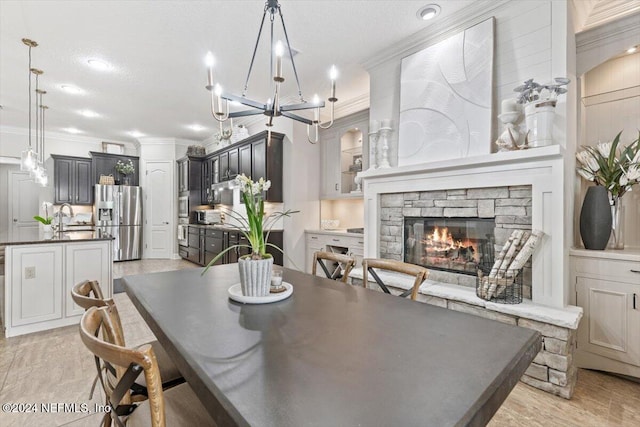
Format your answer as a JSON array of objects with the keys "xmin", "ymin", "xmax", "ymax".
[{"xmin": 524, "ymin": 100, "xmax": 556, "ymax": 147}]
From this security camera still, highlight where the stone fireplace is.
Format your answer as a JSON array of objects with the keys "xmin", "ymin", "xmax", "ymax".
[
  {"xmin": 380, "ymin": 186, "xmax": 532, "ymax": 297},
  {"xmin": 355, "ymin": 147, "xmax": 583, "ymax": 399}
]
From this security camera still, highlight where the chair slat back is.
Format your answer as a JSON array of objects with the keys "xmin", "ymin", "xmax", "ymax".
[
  {"xmin": 72, "ymin": 280, "xmax": 125, "ymax": 346},
  {"xmin": 362, "ymin": 258, "xmax": 428, "ymax": 300},
  {"xmin": 312, "ymin": 251, "xmax": 356, "ymax": 283},
  {"xmin": 80, "ymin": 306, "xmax": 166, "ymax": 427}
]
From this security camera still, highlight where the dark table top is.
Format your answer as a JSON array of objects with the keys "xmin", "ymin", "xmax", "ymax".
[{"xmin": 124, "ymin": 264, "xmax": 540, "ymax": 427}]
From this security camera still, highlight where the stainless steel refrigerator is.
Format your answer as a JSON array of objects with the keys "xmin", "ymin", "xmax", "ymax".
[{"xmin": 94, "ymin": 184, "xmax": 142, "ymax": 261}]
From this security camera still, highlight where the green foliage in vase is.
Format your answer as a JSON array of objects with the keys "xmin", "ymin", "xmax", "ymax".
[{"xmin": 115, "ymin": 159, "xmax": 135, "ymax": 175}]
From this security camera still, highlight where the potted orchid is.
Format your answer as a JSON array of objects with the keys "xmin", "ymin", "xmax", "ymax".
[
  {"xmin": 34, "ymin": 202, "xmax": 54, "ymax": 237},
  {"xmin": 203, "ymin": 174, "xmax": 297, "ymax": 297},
  {"xmin": 576, "ymin": 131, "xmax": 640, "ymax": 249}
]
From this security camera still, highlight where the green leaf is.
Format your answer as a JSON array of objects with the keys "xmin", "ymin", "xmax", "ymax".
[{"xmin": 33, "ymin": 215, "xmax": 52, "ymax": 225}]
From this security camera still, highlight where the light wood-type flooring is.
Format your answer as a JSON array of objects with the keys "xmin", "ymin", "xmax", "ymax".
[{"xmin": 1, "ymin": 259, "xmax": 639, "ymax": 426}]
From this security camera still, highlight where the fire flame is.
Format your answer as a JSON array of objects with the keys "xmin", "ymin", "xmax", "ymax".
[{"xmin": 426, "ymin": 226, "xmax": 476, "ymax": 253}]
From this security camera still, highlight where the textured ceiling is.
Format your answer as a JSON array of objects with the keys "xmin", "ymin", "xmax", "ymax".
[{"xmin": 0, "ymin": 0, "xmax": 474, "ymax": 143}]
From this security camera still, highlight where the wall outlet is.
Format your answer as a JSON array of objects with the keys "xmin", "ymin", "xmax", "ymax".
[{"xmin": 24, "ymin": 266, "xmax": 36, "ymax": 279}]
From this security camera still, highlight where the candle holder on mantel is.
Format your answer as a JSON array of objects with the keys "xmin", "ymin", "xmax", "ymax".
[{"xmin": 378, "ymin": 126, "xmax": 392, "ymax": 168}]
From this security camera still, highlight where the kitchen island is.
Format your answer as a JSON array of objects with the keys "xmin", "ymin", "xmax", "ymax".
[{"xmin": 1, "ymin": 232, "xmax": 113, "ymax": 337}]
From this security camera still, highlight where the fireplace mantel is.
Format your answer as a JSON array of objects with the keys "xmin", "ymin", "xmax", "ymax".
[{"xmin": 360, "ymin": 145, "xmax": 570, "ymax": 308}]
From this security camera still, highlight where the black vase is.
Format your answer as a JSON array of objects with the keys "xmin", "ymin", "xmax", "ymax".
[{"xmin": 579, "ymin": 186, "xmax": 612, "ymax": 250}]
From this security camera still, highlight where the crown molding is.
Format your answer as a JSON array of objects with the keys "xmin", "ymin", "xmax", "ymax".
[
  {"xmin": 581, "ymin": 1, "xmax": 640, "ymax": 32},
  {"xmin": 137, "ymin": 137, "xmax": 177, "ymax": 146},
  {"xmin": 576, "ymin": 11, "xmax": 640, "ymax": 50},
  {"xmin": 333, "ymin": 93, "xmax": 370, "ymax": 120},
  {"xmin": 362, "ymin": 0, "xmax": 509, "ymax": 71}
]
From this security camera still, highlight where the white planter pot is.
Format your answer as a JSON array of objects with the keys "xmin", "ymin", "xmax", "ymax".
[
  {"xmin": 238, "ymin": 257, "xmax": 273, "ymax": 297},
  {"xmin": 524, "ymin": 100, "xmax": 556, "ymax": 147},
  {"xmin": 41, "ymin": 224, "xmax": 53, "ymax": 239}
]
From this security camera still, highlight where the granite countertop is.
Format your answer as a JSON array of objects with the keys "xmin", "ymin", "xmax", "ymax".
[
  {"xmin": 188, "ymin": 224, "xmax": 284, "ymax": 232},
  {"xmin": 305, "ymin": 229, "xmax": 365, "ymax": 238},
  {"xmin": 1, "ymin": 231, "xmax": 114, "ymax": 246}
]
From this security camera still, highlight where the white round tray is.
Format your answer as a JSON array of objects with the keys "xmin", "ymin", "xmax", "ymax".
[{"xmin": 228, "ymin": 282, "xmax": 293, "ymax": 304}]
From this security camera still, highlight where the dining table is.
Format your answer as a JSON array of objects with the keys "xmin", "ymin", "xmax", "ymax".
[{"xmin": 123, "ymin": 264, "xmax": 541, "ymax": 427}]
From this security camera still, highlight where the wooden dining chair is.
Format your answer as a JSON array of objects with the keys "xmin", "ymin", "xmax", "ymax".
[
  {"xmin": 312, "ymin": 251, "xmax": 356, "ymax": 283},
  {"xmin": 72, "ymin": 280, "xmax": 184, "ymax": 397},
  {"xmin": 362, "ymin": 258, "xmax": 428, "ymax": 300},
  {"xmin": 79, "ymin": 306, "xmax": 216, "ymax": 427}
]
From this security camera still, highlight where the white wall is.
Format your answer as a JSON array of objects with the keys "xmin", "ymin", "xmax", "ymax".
[
  {"xmin": 366, "ymin": 0, "xmax": 574, "ymax": 166},
  {"xmin": 579, "ymin": 51, "xmax": 640, "ymax": 247},
  {"xmin": 0, "ymin": 126, "xmax": 137, "ymax": 159}
]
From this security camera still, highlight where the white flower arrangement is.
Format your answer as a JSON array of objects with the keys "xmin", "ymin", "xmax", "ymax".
[
  {"xmin": 575, "ymin": 131, "xmax": 640, "ymax": 199},
  {"xmin": 115, "ymin": 159, "xmax": 135, "ymax": 175}
]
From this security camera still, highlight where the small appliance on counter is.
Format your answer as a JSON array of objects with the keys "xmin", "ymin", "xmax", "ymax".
[{"xmin": 195, "ymin": 209, "xmax": 224, "ymax": 225}]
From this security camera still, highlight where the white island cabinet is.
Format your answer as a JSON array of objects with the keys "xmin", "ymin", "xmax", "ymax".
[{"xmin": 3, "ymin": 239, "xmax": 112, "ymax": 337}]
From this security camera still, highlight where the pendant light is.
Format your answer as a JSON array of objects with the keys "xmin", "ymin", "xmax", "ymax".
[{"xmin": 20, "ymin": 38, "xmax": 38, "ymax": 172}]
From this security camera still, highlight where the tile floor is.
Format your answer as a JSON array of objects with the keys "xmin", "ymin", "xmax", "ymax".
[{"xmin": 1, "ymin": 259, "xmax": 639, "ymax": 426}]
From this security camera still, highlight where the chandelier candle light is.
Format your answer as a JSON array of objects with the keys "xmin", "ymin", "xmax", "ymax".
[{"xmin": 204, "ymin": 0, "xmax": 338, "ymax": 144}]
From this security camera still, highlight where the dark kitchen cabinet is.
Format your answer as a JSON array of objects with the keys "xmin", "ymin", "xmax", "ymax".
[
  {"xmin": 228, "ymin": 149, "xmax": 239, "ymax": 180},
  {"xmin": 52, "ymin": 155, "xmax": 93, "ymax": 205},
  {"xmin": 219, "ymin": 152, "xmax": 229, "ymax": 182},
  {"xmin": 239, "ymin": 144, "xmax": 252, "ymax": 178},
  {"xmin": 90, "ymin": 152, "xmax": 140, "ymax": 186},
  {"xmin": 181, "ymin": 227, "xmax": 283, "ymax": 267}
]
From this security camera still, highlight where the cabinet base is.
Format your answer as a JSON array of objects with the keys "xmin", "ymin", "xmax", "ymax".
[{"xmin": 576, "ymin": 349, "xmax": 640, "ymax": 379}]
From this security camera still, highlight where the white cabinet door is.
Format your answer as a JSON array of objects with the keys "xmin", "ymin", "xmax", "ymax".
[
  {"xmin": 65, "ymin": 241, "xmax": 112, "ymax": 317},
  {"xmin": 577, "ymin": 277, "xmax": 640, "ymax": 367},
  {"xmin": 10, "ymin": 245, "xmax": 63, "ymax": 326},
  {"xmin": 320, "ymin": 128, "xmax": 340, "ymax": 199}
]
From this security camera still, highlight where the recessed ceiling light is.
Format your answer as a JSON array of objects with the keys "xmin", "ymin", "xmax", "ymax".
[
  {"xmin": 60, "ymin": 84, "xmax": 84, "ymax": 95},
  {"xmin": 87, "ymin": 58, "xmax": 112, "ymax": 71},
  {"xmin": 417, "ymin": 4, "xmax": 441, "ymax": 21},
  {"xmin": 627, "ymin": 46, "xmax": 638, "ymax": 54},
  {"xmin": 79, "ymin": 110, "xmax": 100, "ymax": 118},
  {"xmin": 187, "ymin": 124, "xmax": 206, "ymax": 132},
  {"xmin": 63, "ymin": 127, "xmax": 83, "ymax": 134},
  {"xmin": 128, "ymin": 130, "xmax": 145, "ymax": 138}
]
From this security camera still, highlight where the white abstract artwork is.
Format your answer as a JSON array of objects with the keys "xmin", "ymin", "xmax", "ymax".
[{"xmin": 398, "ymin": 18, "xmax": 494, "ymax": 165}]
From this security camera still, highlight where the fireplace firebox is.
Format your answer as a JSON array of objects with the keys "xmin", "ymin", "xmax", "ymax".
[{"xmin": 404, "ymin": 217, "xmax": 495, "ymax": 276}]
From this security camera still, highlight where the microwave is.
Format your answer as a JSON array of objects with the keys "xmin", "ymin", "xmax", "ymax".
[{"xmin": 196, "ymin": 210, "xmax": 223, "ymax": 225}]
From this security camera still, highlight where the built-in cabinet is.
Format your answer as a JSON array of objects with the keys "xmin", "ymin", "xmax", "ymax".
[
  {"xmin": 571, "ymin": 249, "xmax": 640, "ymax": 378},
  {"xmin": 320, "ymin": 109, "xmax": 368, "ymax": 199},
  {"xmin": 4, "ymin": 239, "xmax": 113, "ymax": 337},
  {"xmin": 305, "ymin": 231, "xmax": 364, "ymax": 276},
  {"xmin": 51, "ymin": 155, "xmax": 93, "ymax": 205},
  {"xmin": 90, "ymin": 152, "xmax": 140, "ymax": 186}
]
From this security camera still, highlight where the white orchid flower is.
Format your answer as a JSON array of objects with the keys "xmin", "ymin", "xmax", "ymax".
[
  {"xmin": 625, "ymin": 165, "xmax": 640, "ymax": 182},
  {"xmin": 597, "ymin": 142, "xmax": 612, "ymax": 158},
  {"xmin": 620, "ymin": 176, "xmax": 629, "ymax": 186}
]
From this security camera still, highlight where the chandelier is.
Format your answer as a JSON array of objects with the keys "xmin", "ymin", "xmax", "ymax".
[
  {"xmin": 204, "ymin": 0, "xmax": 338, "ymax": 143},
  {"xmin": 20, "ymin": 38, "xmax": 48, "ymax": 186}
]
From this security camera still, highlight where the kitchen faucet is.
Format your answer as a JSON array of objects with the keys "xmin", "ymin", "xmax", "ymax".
[{"xmin": 56, "ymin": 203, "xmax": 75, "ymax": 233}]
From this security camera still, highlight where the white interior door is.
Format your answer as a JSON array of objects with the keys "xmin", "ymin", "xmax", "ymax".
[
  {"xmin": 144, "ymin": 161, "xmax": 173, "ymax": 259},
  {"xmin": 9, "ymin": 171, "xmax": 39, "ymax": 241}
]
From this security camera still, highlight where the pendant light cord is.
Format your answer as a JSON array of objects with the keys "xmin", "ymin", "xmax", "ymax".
[{"xmin": 28, "ymin": 45, "xmax": 32, "ymax": 149}]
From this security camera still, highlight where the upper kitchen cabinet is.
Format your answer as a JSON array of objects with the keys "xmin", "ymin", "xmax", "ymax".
[
  {"xmin": 90, "ymin": 152, "xmax": 140, "ymax": 186},
  {"xmin": 320, "ymin": 109, "xmax": 368, "ymax": 199},
  {"xmin": 177, "ymin": 156, "xmax": 203, "ymax": 194},
  {"xmin": 51, "ymin": 155, "xmax": 93, "ymax": 205}
]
